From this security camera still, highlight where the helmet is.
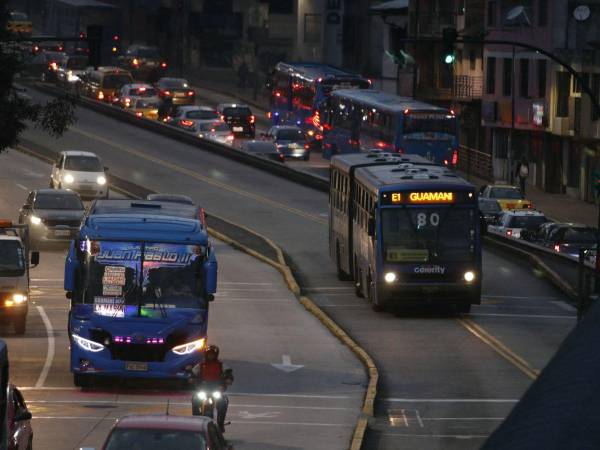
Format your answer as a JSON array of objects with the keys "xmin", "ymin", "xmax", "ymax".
[{"xmin": 205, "ymin": 345, "xmax": 219, "ymax": 359}]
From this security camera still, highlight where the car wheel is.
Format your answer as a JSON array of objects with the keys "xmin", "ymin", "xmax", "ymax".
[
  {"xmin": 13, "ymin": 315, "xmax": 26, "ymax": 335},
  {"xmin": 73, "ymin": 373, "xmax": 93, "ymax": 388}
]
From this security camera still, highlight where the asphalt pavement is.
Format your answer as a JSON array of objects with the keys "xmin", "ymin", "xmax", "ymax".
[
  {"xmin": 0, "ymin": 150, "xmax": 364, "ymax": 450},
  {"xmin": 17, "ymin": 86, "xmax": 581, "ymax": 449}
]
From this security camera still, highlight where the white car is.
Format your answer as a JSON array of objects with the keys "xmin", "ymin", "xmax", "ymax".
[
  {"xmin": 116, "ymin": 83, "xmax": 159, "ymax": 109},
  {"xmin": 168, "ymin": 106, "xmax": 220, "ymax": 130},
  {"xmin": 488, "ymin": 209, "xmax": 548, "ymax": 239},
  {"xmin": 50, "ymin": 151, "xmax": 108, "ymax": 199},
  {"xmin": 195, "ymin": 121, "xmax": 234, "ymax": 145}
]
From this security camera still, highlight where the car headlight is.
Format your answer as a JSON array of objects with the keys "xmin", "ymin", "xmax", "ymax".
[
  {"xmin": 67, "ymin": 71, "xmax": 79, "ymax": 82},
  {"xmin": 197, "ymin": 391, "xmax": 207, "ymax": 400},
  {"xmin": 64, "ymin": 174, "xmax": 74, "ymax": 184},
  {"xmin": 384, "ymin": 272, "xmax": 397, "ymax": 283},
  {"xmin": 12, "ymin": 293, "xmax": 27, "ymax": 303},
  {"xmin": 72, "ymin": 334, "xmax": 105, "ymax": 353},
  {"xmin": 30, "ymin": 216, "xmax": 42, "ymax": 226},
  {"xmin": 464, "ymin": 271, "xmax": 475, "ymax": 283},
  {"xmin": 212, "ymin": 391, "xmax": 222, "ymax": 400},
  {"xmin": 172, "ymin": 338, "xmax": 206, "ymax": 355},
  {"xmin": 96, "ymin": 176, "xmax": 106, "ymax": 185}
]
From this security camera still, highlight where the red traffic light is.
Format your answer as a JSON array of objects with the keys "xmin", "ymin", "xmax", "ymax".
[{"xmin": 113, "ymin": 35, "xmax": 119, "ymax": 41}]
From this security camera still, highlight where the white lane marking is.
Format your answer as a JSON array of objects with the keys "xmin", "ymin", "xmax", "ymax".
[
  {"xmin": 19, "ymin": 387, "xmax": 79, "ymax": 391},
  {"xmin": 468, "ymin": 312, "xmax": 575, "ymax": 320},
  {"xmin": 304, "ymin": 287, "xmax": 356, "ymax": 291},
  {"xmin": 31, "ymin": 278, "xmax": 64, "ymax": 282},
  {"xmin": 35, "ymin": 306, "xmax": 55, "ymax": 389},
  {"xmin": 380, "ymin": 433, "xmax": 487, "ymax": 439},
  {"xmin": 16, "ymin": 183, "xmax": 29, "ymax": 191},
  {"xmin": 384, "ymin": 398, "xmax": 518, "ymax": 403},
  {"xmin": 218, "ymin": 282, "xmax": 276, "ymax": 286},
  {"xmin": 401, "ymin": 409, "xmax": 409, "ymax": 427},
  {"xmin": 238, "ymin": 411, "xmax": 280, "ymax": 419},
  {"xmin": 423, "ymin": 417, "xmax": 505, "ymax": 421},
  {"xmin": 551, "ymin": 301, "xmax": 577, "ymax": 312},
  {"xmin": 483, "ymin": 295, "xmax": 559, "ymax": 300},
  {"xmin": 272, "ymin": 355, "xmax": 304, "ymax": 373},
  {"xmin": 415, "ymin": 409, "xmax": 424, "ymax": 428}
]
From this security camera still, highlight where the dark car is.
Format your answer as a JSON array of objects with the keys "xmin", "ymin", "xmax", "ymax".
[
  {"xmin": 478, "ymin": 197, "xmax": 502, "ymax": 234},
  {"xmin": 30, "ymin": 50, "xmax": 66, "ymax": 82},
  {"xmin": 217, "ymin": 103, "xmax": 255, "ymax": 138},
  {"xmin": 536, "ymin": 223, "xmax": 598, "ymax": 258},
  {"xmin": 263, "ymin": 126, "xmax": 310, "ymax": 161},
  {"xmin": 55, "ymin": 54, "xmax": 89, "ymax": 88},
  {"xmin": 18, "ymin": 189, "xmax": 85, "ymax": 247},
  {"xmin": 119, "ymin": 45, "xmax": 167, "ymax": 82},
  {"xmin": 7, "ymin": 385, "xmax": 33, "ymax": 450},
  {"xmin": 156, "ymin": 78, "xmax": 195, "ymax": 105},
  {"xmin": 241, "ymin": 140, "xmax": 285, "ymax": 162},
  {"xmin": 94, "ymin": 414, "xmax": 231, "ymax": 450}
]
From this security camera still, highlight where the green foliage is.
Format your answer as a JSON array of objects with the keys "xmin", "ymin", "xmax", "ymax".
[{"xmin": 0, "ymin": 0, "xmax": 75, "ymax": 154}]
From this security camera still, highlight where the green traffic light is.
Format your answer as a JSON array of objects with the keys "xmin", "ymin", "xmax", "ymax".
[{"xmin": 444, "ymin": 54, "xmax": 455, "ymax": 64}]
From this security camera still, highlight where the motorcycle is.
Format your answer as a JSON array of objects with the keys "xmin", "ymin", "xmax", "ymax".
[{"xmin": 193, "ymin": 382, "xmax": 223, "ymax": 418}]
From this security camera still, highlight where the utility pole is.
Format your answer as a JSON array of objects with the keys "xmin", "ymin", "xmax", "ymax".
[
  {"xmin": 508, "ymin": 45, "xmax": 516, "ymax": 184},
  {"xmin": 411, "ymin": 1, "xmax": 419, "ymax": 98}
]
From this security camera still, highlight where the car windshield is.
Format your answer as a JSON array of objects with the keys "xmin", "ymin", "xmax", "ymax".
[
  {"xmin": 563, "ymin": 228, "xmax": 598, "ymax": 244},
  {"xmin": 64, "ymin": 155, "xmax": 103, "ymax": 172},
  {"xmin": 135, "ymin": 99, "xmax": 159, "ymax": 109},
  {"xmin": 507, "ymin": 216, "xmax": 547, "ymax": 230},
  {"xmin": 162, "ymin": 79, "xmax": 189, "ymax": 88},
  {"xmin": 186, "ymin": 110, "xmax": 219, "ymax": 120},
  {"xmin": 79, "ymin": 241, "xmax": 206, "ymax": 313},
  {"xmin": 104, "ymin": 74, "xmax": 133, "ymax": 89},
  {"xmin": 135, "ymin": 47, "xmax": 160, "ymax": 58},
  {"xmin": 479, "ymin": 200, "xmax": 501, "ymax": 214},
  {"xmin": 490, "ymin": 188, "xmax": 522, "ymax": 199},
  {"xmin": 34, "ymin": 193, "xmax": 83, "ymax": 210},
  {"xmin": 66, "ymin": 57, "xmax": 88, "ymax": 69},
  {"xmin": 222, "ymin": 107, "xmax": 251, "ymax": 117},
  {"xmin": 129, "ymin": 87, "xmax": 157, "ymax": 97},
  {"xmin": 105, "ymin": 428, "xmax": 206, "ymax": 450},
  {"xmin": 382, "ymin": 208, "xmax": 475, "ymax": 263},
  {"xmin": 0, "ymin": 241, "xmax": 25, "ymax": 277},
  {"xmin": 276, "ymin": 129, "xmax": 305, "ymax": 140}
]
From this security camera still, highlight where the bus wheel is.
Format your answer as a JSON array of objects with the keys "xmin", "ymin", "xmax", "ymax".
[
  {"xmin": 368, "ymin": 272, "xmax": 386, "ymax": 312},
  {"xmin": 336, "ymin": 244, "xmax": 351, "ymax": 281}
]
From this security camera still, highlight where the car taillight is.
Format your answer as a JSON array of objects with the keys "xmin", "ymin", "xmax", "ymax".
[
  {"xmin": 135, "ymin": 111, "xmax": 143, "ymax": 117},
  {"xmin": 452, "ymin": 149, "xmax": 458, "ymax": 165},
  {"xmin": 132, "ymin": 58, "xmax": 139, "ymax": 66},
  {"xmin": 187, "ymin": 90, "xmax": 194, "ymax": 96},
  {"xmin": 226, "ymin": 135, "xmax": 234, "ymax": 141},
  {"xmin": 554, "ymin": 244, "xmax": 561, "ymax": 252},
  {"xmin": 161, "ymin": 90, "xmax": 171, "ymax": 97},
  {"xmin": 376, "ymin": 141, "xmax": 387, "ymax": 148},
  {"xmin": 161, "ymin": 62, "xmax": 167, "ymax": 68},
  {"xmin": 180, "ymin": 119, "xmax": 194, "ymax": 127},
  {"xmin": 506, "ymin": 229, "xmax": 513, "ymax": 237},
  {"xmin": 98, "ymin": 91, "xmax": 104, "ymax": 100},
  {"xmin": 527, "ymin": 203, "xmax": 533, "ymax": 209},
  {"xmin": 221, "ymin": 115, "xmax": 225, "ymax": 121},
  {"xmin": 249, "ymin": 115, "xmax": 255, "ymax": 124},
  {"xmin": 267, "ymin": 111, "xmax": 272, "ymax": 119},
  {"xmin": 304, "ymin": 144, "xmax": 310, "ymax": 149},
  {"xmin": 58, "ymin": 46, "xmax": 63, "ymax": 51},
  {"xmin": 49, "ymin": 62, "xmax": 58, "ymax": 71}
]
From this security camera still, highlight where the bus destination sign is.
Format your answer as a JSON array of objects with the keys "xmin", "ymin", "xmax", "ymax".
[{"xmin": 382, "ymin": 191, "xmax": 474, "ymax": 205}]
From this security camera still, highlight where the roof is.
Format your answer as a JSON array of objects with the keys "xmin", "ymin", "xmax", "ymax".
[
  {"xmin": 275, "ymin": 62, "xmax": 363, "ymax": 83},
  {"xmin": 217, "ymin": 103, "xmax": 251, "ymax": 109},
  {"xmin": 34, "ymin": 188, "xmax": 80, "ymax": 196},
  {"xmin": 504, "ymin": 209, "xmax": 546, "ymax": 216},
  {"xmin": 56, "ymin": 0, "xmax": 115, "ymax": 8},
  {"xmin": 490, "ymin": 184, "xmax": 519, "ymax": 189},
  {"xmin": 0, "ymin": 235, "xmax": 22, "ymax": 242},
  {"xmin": 370, "ymin": 0, "xmax": 409, "ymax": 13},
  {"xmin": 270, "ymin": 125, "xmax": 303, "ymax": 131},
  {"xmin": 61, "ymin": 150, "xmax": 99, "ymax": 157},
  {"xmin": 115, "ymin": 414, "xmax": 210, "ymax": 432},
  {"xmin": 331, "ymin": 89, "xmax": 449, "ymax": 114},
  {"xmin": 331, "ymin": 151, "xmax": 434, "ymax": 174},
  {"xmin": 122, "ymin": 83, "xmax": 154, "ymax": 90},
  {"xmin": 180, "ymin": 105, "xmax": 215, "ymax": 112},
  {"xmin": 88, "ymin": 199, "xmax": 200, "ymax": 221}
]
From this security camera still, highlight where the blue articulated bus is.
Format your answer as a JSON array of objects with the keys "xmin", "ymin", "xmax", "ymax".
[
  {"xmin": 268, "ymin": 62, "xmax": 371, "ymax": 143},
  {"xmin": 322, "ymin": 89, "xmax": 460, "ymax": 165},
  {"xmin": 330, "ymin": 151, "xmax": 481, "ymax": 311},
  {"xmin": 64, "ymin": 199, "xmax": 217, "ymax": 387}
]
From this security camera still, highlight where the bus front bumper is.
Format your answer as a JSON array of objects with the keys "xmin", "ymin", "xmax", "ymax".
[{"xmin": 381, "ymin": 282, "xmax": 481, "ymax": 304}]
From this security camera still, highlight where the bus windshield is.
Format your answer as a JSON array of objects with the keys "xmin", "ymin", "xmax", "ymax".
[
  {"xmin": 321, "ymin": 79, "xmax": 370, "ymax": 96},
  {"xmin": 381, "ymin": 208, "xmax": 475, "ymax": 263},
  {"xmin": 81, "ymin": 241, "xmax": 205, "ymax": 315},
  {"xmin": 0, "ymin": 241, "xmax": 25, "ymax": 277},
  {"xmin": 403, "ymin": 112, "xmax": 456, "ymax": 138}
]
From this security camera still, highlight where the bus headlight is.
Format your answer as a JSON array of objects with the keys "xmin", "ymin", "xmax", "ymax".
[
  {"xmin": 172, "ymin": 338, "xmax": 206, "ymax": 355},
  {"xmin": 30, "ymin": 216, "xmax": 42, "ymax": 226},
  {"xmin": 464, "ymin": 271, "xmax": 475, "ymax": 283},
  {"xmin": 96, "ymin": 176, "xmax": 106, "ymax": 185},
  {"xmin": 212, "ymin": 391, "xmax": 222, "ymax": 400},
  {"xmin": 384, "ymin": 272, "xmax": 397, "ymax": 283},
  {"xmin": 197, "ymin": 391, "xmax": 207, "ymax": 400},
  {"xmin": 72, "ymin": 334, "xmax": 105, "ymax": 353},
  {"xmin": 64, "ymin": 174, "xmax": 74, "ymax": 184}
]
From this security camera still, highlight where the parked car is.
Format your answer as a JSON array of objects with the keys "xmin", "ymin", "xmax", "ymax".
[
  {"xmin": 7, "ymin": 385, "xmax": 33, "ymax": 450},
  {"xmin": 479, "ymin": 184, "xmax": 532, "ymax": 210},
  {"xmin": 488, "ymin": 209, "xmax": 548, "ymax": 239},
  {"xmin": 18, "ymin": 189, "xmax": 85, "ymax": 247},
  {"xmin": 217, "ymin": 103, "xmax": 255, "ymax": 138},
  {"xmin": 88, "ymin": 414, "xmax": 231, "ymax": 450},
  {"xmin": 534, "ymin": 222, "xmax": 598, "ymax": 258},
  {"xmin": 169, "ymin": 106, "xmax": 220, "ymax": 129},
  {"xmin": 50, "ymin": 150, "xmax": 108, "ymax": 199},
  {"xmin": 155, "ymin": 77, "xmax": 195, "ymax": 105},
  {"xmin": 118, "ymin": 45, "xmax": 167, "ymax": 81},
  {"xmin": 241, "ymin": 140, "xmax": 285, "ymax": 162},
  {"xmin": 195, "ymin": 121, "xmax": 234, "ymax": 144},
  {"xmin": 263, "ymin": 125, "xmax": 310, "ymax": 160}
]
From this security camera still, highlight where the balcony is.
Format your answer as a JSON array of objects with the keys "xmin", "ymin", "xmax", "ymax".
[{"xmin": 453, "ymin": 75, "xmax": 483, "ymax": 100}]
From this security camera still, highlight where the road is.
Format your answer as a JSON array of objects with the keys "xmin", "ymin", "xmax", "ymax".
[
  {"xmin": 18, "ymin": 86, "xmax": 579, "ymax": 449},
  {"xmin": 0, "ymin": 150, "xmax": 364, "ymax": 449}
]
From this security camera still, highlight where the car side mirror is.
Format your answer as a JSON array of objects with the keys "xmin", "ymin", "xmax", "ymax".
[
  {"xmin": 30, "ymin": 251, "xmax": 40, "ymax": 267},
  {"xmin": 367, "ymin": 217, "xmax": 376, "ymax": 237},
  {"xmin": 14, "ymin": 410, "xmax": 32, "ymax": 422}
]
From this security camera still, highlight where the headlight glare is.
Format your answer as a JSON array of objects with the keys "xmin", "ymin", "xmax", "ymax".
[
  {"xmin": 172, "ymin": 338, "xmax": 206, "ymax": 355},
  {"xmin": 197, "ymin": 391, "xmax": 207, "ymax": 400},
  {"xmin": 212, "ymin": 391, "xmax": 222, "ymax": 400},
  {"xmin": 97, "ymin": 176, "xmax": 106, "ymax": 185},
  {"xmin": 384, "ymin": 272, "xmax": 397, "ymax": 283},
  {"xmin": 64, "ymin": 174, "xmax": 74, "ymax": 184},
  {"xmin": 12, "ymin": 294, "xmax": 27, "ymax": 303},
  {"xmin": 72, "ymin": 334, "xmax": 105, "ymax": 353},
  {"xmin": 464, "ymin": 271, "xmax": 475, "ymax": 283},
  {"xmin": 30, "ymin": 216, "xmax": 42, "ymax": 226}
]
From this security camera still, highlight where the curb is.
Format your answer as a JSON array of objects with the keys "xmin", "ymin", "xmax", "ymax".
[{"xmin": 14, "ymin": 143, "xmax": 376, "ymax": 450}]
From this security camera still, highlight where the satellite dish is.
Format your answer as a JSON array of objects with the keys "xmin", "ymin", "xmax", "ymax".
[{"xmin": 506, "ymin": 6, "xmax": 525, "ymax": 21}]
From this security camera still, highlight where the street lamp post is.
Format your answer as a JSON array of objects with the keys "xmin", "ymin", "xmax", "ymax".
[{"xmin": 508, "ymin": 45, "xmax": 516, "ymax": 185}]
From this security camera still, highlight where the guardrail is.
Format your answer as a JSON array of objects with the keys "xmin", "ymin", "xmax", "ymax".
[
  {"xmin": 27, "ymin": 82, "xmax": 330, "ymax": 193},
  {"xmin": 457, "ymin": 145, "xmax": 493, "ymax": 181}
]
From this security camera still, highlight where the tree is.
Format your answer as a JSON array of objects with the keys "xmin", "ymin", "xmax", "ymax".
[{"xmin": 0, "ymin": 0, "xmax": 75, "ymax": 155}]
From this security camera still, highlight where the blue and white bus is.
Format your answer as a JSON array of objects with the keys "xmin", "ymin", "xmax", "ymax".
[
  {"xmin": 329, "ymin": 151, "xmax": 481, "ymax": 312},
  {"xmin": 322, "ymin": 89, "xmax": 460, "ymax": 165},
  {"xmin": 268, "ymin": 62, "xmax": 370, "ymax": 142}
]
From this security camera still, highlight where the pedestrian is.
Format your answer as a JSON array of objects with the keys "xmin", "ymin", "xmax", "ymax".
[
  {"xmin": 515, "ymin": 156, "xmax": 529, "ymax": 196},
  {"xmin": 238, "ymin": 61, "xmax": 249, "ymax": 88}
]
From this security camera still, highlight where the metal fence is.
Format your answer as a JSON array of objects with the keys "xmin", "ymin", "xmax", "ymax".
[{"xmin": 457, "ymin": 145, "xmax": 493, "ymax": 181}]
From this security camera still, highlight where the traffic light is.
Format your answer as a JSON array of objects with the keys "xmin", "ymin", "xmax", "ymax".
[
  {"xmin": 87, "ymin": 25, "xmax": 103, "ymax": 68},
  {"xmin": 112, "ymin": 34, "xmax": 120, "ymax": 54},
  {"xmin": 442, "ymin": 27, "xmax": 457, "ymax": 64}
]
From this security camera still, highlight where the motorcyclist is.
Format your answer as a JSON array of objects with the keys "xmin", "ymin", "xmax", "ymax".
[{"xmin": 191, "ymin": 345, "xmax": 233, "ymax": 432}]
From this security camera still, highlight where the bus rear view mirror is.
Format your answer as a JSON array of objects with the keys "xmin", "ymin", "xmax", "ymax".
[{"xmin": 367, "ymin": 217, "xmax": 376, "ymax": 237}]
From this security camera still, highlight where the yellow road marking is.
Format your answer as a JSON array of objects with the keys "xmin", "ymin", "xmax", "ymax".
[
  {"xmin": 69, "ymin": 126, "xmax": 328, "ymax": 226},
  {"xmin": 457, "ymin": 318, "xmax": 540, "ymax": 380}
]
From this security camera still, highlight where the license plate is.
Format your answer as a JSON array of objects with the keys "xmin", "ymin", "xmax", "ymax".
[
  {"xmin": 54, "ymin": 230, "xmax": 71, "ymax": 237},
  {"xmin": 233, "ymin": 127, "xmax": 243, "ymax": 132},
  {"xmin": 126, "ymin": 362, "xmax": 148, "ymax": 372},
  {"xmin": 174, "ymin": 92, "xmax": 185, "ymax": 97}
]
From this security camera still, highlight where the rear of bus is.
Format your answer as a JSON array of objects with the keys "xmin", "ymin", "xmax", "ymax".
[
  {"xmin": 377, "ymin": 184, "xmax": 481, "ymax": 309},
  {"xmin": 398, "ymin": 109, "xmax": 459, "ymax": 166}
]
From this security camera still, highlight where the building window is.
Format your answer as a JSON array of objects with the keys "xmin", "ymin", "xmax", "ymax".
[
  {"xmin": 266, "ymin": 0, "xmax": 293, "ymax": 14},
  {"xmin": 470, "ymin": 50, "xmax": 476, "ymax": 71},
  {"xmin": 304, "ymin": 14, "xmax": 322, "ymax": 43},
  {"xmin": 573, "ymin": 73, "xmax": 590, "ymax": 93},
  {"xmin": 520, "ymin": 59, "xmax": 529, "ymax": 97},
  {"xmin": 556, "ymin": 71, "xmax": 570, "ymax": 118},
  {"xmin": 537, "ymin": 59, "xmax": 546, "ymax": 98},
  {"xmin": 487, "ymin": 1, "xmax": 497, "ymax": 26},
  {"xmin": 486, "ymin": 57, "xmax": 496, "ymax": 94},
  {"xmin": 502, "ymin": 58, "xmax": 512, "ymax": 97},
  {"xmin": 592, "ymin": 74, "xmax": 600, "ymax": 121},
  {"xmin": 538, "ymin": 0, "xmax": 547, "ymax": 26}
]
